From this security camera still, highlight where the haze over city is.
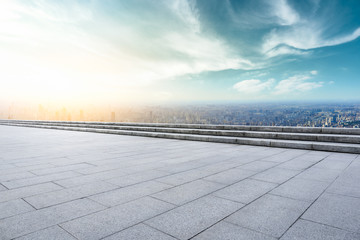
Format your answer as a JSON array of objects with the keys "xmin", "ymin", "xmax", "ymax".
[{"xmin": 1, "ymin": 0, "xmax": 360, "ymax": 121}]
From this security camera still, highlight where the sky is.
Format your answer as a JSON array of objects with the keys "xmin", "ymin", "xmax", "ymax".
[{"xmin": 1, "ymin": 0, "xmax": 360, "ymax": 106}]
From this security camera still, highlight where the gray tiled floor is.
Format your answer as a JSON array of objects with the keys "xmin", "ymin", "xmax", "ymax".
[{"xmin": 1, "ymin": 125, "xmax": 360, "ymax": 239}]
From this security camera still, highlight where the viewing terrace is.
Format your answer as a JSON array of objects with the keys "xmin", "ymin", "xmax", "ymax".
[{"xmin": 0, "ymin": 122, "xmax": 359, "ymax": 239}]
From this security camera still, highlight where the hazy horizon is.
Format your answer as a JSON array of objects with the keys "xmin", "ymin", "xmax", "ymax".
[{"xmin": 1, "ymin": 0, "xmax": 360, "ymax": 106}]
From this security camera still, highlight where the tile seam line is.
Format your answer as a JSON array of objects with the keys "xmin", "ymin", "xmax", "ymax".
[
  {"xmin": 0, "ymin": 172, "xmax": 38, "ymax": 182},
  {"xmin": 142, "ymin": 222, "xmax": 181, "ymax": 240},
  {"xmin": 324, "ymin": 190, "xmax": 360, "ymax": 200},
  {"xmin": 0, "ymin": 186, "xmax": 67, "ymax": 204},
  {"xmin": 214, "ymin": 220, "xmax": 280, "ymax": 240},
  {"xmin": 22, "ymin": 184, "xmax": 122, "ymax": 210},
  {"xmin": 58, "ymin": 224, "xmax": 81, "ymax": 240},
  {"xmin": 297, "ymin": 218, "xmax": 360, "ymax": 235},
  {"xmin": 20, "ymin": 197, "xmax": 38, "ymax": 211},
  {"xmin": 1, "ymin": 170, "xmax": 83, "ymax": 190},
  {"xmin": 28, "ymin": 167, "xmax": 91, "ymax": 177},
  {"xmin": 98, "ymin": 221, "xmax": 181, "ymax": 240},
  {"xmin": 0, "ymin": 183, "xmax": 9, "ymax": 190}
]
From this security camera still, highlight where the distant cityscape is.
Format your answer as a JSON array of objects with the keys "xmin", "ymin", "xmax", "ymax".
[{"xmin": 2, "ymin": 103, "xmax": 360, "ymax": 128}]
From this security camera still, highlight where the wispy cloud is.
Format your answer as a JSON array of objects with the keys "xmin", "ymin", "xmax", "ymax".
[
  {"xmin": 265, "ymin": 45, "xmax": 309, "ymax": 58},
  {"xmin": 260, "ymin": 0, "xmax": 360, "ymax": 57},
  {"xmin": 263, "ymin": 26, "xmax": 360, "ymax": 57},
  {"xmin": 233, "ymin": 72, "xmax": 323, "ymax": 96},
  {"xmin": 1, "ymin": 0, "xmax": 358, "ymax": 103},
  {"xmin": 167, "ymin": 0, "xmax": 200, "ymax": 33},
  {"xmin": 268, "ymin": 0, "xmax": 300, "ymax": 26},
  {"xmin": 0, "ymin": 0, "xmax": 256, "ymax": 91},
  {"xmin": 233, "ymin": 79, "xmax": 274, "ymax": 93},
  {"xmin": 310, "ymin": 70, "xmax": 318, "ymax": 75},
  {"xmin": 274, "ymin": 75, "xmax": 323, "ymax": 95}
]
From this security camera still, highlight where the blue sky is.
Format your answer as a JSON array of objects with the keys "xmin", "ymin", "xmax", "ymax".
[{"xmin": 0, "ymin": 0, "xmax": 359, "ymax": 105}]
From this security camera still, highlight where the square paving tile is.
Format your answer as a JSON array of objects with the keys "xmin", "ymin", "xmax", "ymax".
[
  {"xmin": 226, "ymin": 194, "xmax": 309, "ymax": 238},
  {"xmin": 152, "ymin": 179, "xmax": 224, "ymax": 205},
  {"xmin": 156, "ymin": 168, "xmax": 213, "ymax": 186},
  {"xmin": 313, "ymin": 158, "xmax": 352, "ymax": 170},
  {"xmin": 213, "ymin": 178, "xmax": 277, "ymax": 204},
  {"xmin": 89, "ymin": 181, "xmax": 172, "ymax": 207},
  {"xmin": 296, "ymin": 167, "xmax": 342, "ymax": 183},
  {"xmin": 302, "ymin": 193, "xmax": 360, "ymax": 232},
  {"xmin": 0, "ymin": 199, "xmax": 105, "ymax": 239},
  {"xmin": 204, "ymin": 168, "xmax": 256, "ymax": 185},
  {"xmin": 0, "ymin": 182, "xmax": 63, "ymax": 203},
  {"xmin": 326, "ymin": 179, "xmax": 360, "ymax": 198},
  {"xmin": 24, "ymin": 181, "xmax": 118, "ymax": 209},
  {"xmin": 102, "ymin": 224, "xmax": 176, "ymax": 240},
  {"xmin": 60, "ymin": 197, "xmax": 174, "ymax": 240},
  {"xmin": 146, "ymin": 195, "xmax": 243, "ymax": 240},
  {"xmin": 238, "ymin": 160, "xmax": 279, "ymax": 172},
  {"xmin": 280, "ymin": 219, "xmax": 352, "ymax": 240},
  {"xmin": 14, "ymin": 226, "xmax": 77, "ymax": 240},
  {"xmin": 106, "ymin": 170, "xmax": 170, "ymax": 187},
  {"xmin": 251, "ymin": 167, "xmax": 300, "ymax": 184},
  {"xmin": 0, "ymin": 199, "xmax": 34, "ymax": 219},
  {"xmin": 270, "ymin": 178, "xmax": 330, "ymax": 202},
  {"xmin": 193, "ymin": 221, "xmax": 276, "ymax": 240}
]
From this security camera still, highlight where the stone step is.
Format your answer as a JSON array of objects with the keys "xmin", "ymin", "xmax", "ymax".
[
  {"xmin": 3, "ymin": 122, "xmax": 360, "ymax": 154},
  {"xmin": 2, "ymin": 120, "xmax": 360, "ymax": 135},
  {"xmin": 5, "ymin": 122, "xmax": 360, "ymax": 144}
]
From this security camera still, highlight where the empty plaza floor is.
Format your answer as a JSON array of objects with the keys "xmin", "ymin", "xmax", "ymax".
[{"xmin": 0, "ymin": 125, "xmax": 360, "ymax": 240}]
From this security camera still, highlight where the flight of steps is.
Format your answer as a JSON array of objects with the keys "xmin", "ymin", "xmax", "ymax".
[{"xmin": 1, "ymin": 120, "xmax": 360, "ymax": 154}]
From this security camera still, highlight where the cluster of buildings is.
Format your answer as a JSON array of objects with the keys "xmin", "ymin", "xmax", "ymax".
[
  {"xmin": 2, "ymin": 103, "xmax": 360, "ymax": 128},
  {"xmin": 138, "ymin": 104, "xmax": 360, "ymax": 128}
]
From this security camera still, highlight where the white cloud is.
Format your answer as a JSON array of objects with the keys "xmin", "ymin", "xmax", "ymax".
[
  {"xmin": 168, "ymin": 0, "xmax": 200, "ymax": 33},
  {"xmin": 274, "ymin": 75, "xmax": 323, "ymax": 94},
  {"xmin": 324, "ymin": 27, "xmax": 360, "ymax": 46},
  {"xmin": 268, "ymin": 0, "xmax": 299, "ymax": 26},
  {"xmin": 233, "ymin": 79, "xmax": 274, "ymax": 93},
  {"xmin": 265, "ymin": 45, "xmax": 309, "ymax": 58},
  {"xmin": 262, "ymin": 0, "xmax": 360, "ymax": 57},
  {"xmin": 0, "ymin": 0, "xmax": 259, "ymax": 103},
  {"xmin": 234, "ymin": 72, "xmax": 324, "ymax": 96},
  {"xmin": 264, "ymin": 26, "xmax": 360, "ymax": 56}
]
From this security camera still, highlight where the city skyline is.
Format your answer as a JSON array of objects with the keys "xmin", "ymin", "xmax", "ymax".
[
  {"xmin": 3, "ymin": 102, "xmax": 360, "ymax": 129},
  {"xmin": 1, "ymin": 0, "xmax": 360, "ymax": 106}
]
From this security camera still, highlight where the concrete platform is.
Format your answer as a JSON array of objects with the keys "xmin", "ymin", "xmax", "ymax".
[{"xmin": 0, "ymin": 125, "xmax": 359, "ymax": 239}]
